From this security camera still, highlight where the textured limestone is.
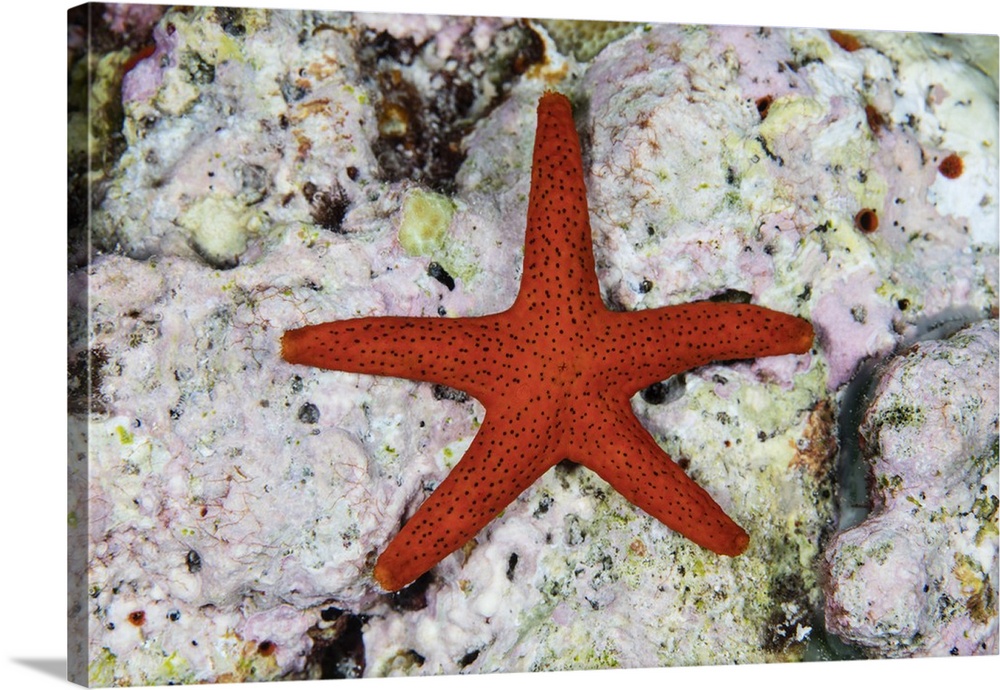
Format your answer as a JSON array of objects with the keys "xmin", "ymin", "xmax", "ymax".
[
  {"xmin": 69, "ymin": 7, "xmax": 997, "ymax": 684},
  {"xmin": 824, "ymin": 320, "xmax": 998, "ymax": 658}
]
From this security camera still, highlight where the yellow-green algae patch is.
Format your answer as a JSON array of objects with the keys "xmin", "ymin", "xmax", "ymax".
[
  {"xmin": 397, "ymin": 189, "xmax": 456, "ymax": 256},
  {"xmin": 177, "ymin": 195, "xmax": 263, "ymax": 266},
  {"xmin": 757, "ymin": 95, "xmax": 827, "ymax": 144},
  {"xmin": 115, "ymin": 424, "xmax": 135, "ymax": 445},
  {"xmin": 534, "ymin": 19, "xmax": 640, "ymax": 62},
  {"xmin": 89, "ymin": 648, "xmax": 117, "ymax": 687}
]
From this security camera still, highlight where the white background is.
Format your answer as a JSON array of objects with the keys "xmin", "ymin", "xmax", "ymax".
[{"xmin": 2, "ymin": 0, "xmax": 997, "ymax": 688}]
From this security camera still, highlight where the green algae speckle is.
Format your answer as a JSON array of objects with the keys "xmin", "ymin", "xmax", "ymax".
[
  {"xmin": 89, "ymin": 648, "xmax": 117, "ymax": 687},
  {"xmin": 115, "ymin": 425, "xmax": 134, "ymax": 445},
  {"xmin": 953, "ymin": 553, "xmax": 996, "ymax": 625},
  {"xmin": 758, "ymin": 96, "xmax": 825, "ymax": 142},
  {"xmin": 158, "ymin": 651, "xmax": 194, "ymax": 683},
  {"xmin": 866, "ymin": 540, "xmax": 894, "ymax": 565},
  {"xmin": 876, "ymin": 473, "xmax": 904, "ymax": 497},
  {"xmin": 876, "ymin": 401, "xmax": 924, "ymax": 428},
  {"xmin": 572, "ymin": 643, "xmax": 621, "ymax": 669},
  {"xmin": 973, "ymin": 437, "xmax": 1000, "ymax": 476},
  {"xmin": 295, "ymin": 222, "xmax": 324, "ymax": 248},
  {"xmin": 839, "ymin": 543, "xmax": 864, "ymax": 572},
  {"xmin": 372, "ymin": 648, "xmax": 428, "ymax": 675},
  {"xmin": 398, "ymin": 189, "xmax": 455, "ymax": 256},
  {"xmin": 343, "ymin": 83, "xmax": 368, "ymax": 105},
  {"xmin": 973, "ymin": 492, "xmax": 999, "ymax": 545}
]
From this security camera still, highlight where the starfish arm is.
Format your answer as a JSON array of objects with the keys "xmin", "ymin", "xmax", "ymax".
[
  {"xmin": 281, "ymin": 316, "xmax": 507, "ymax": 402},
  {"xmin": 511, "ymin": 92, "xmax": 605, "ymax": 319},
  {"xmin": 373, "ymin": 407, "xmax": 561, "ymax": 591},
  {"xmin": 604, "ymin": 302, "xmax": 814, "ymax": 392},
  {"xmin": 574, "ymin": 394, "xmax": 750, "ymax": 556}
]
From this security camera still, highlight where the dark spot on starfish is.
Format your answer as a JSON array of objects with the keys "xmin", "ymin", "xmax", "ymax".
[
  {"xmin": 257, "ymin": 640, "xmax": 276, "ymax": 656},
  {"xmin": 639, "ymin": 278, "xmax": 654, "ymax": 294},
  {"xmin": 167, "ymin": 609, "xmax": 181, "ymax": 622},
  {"xmin": 127, "ymin": 611, "xmax": 146, "ymax": 626},
  {"xmin": 185, "ymin": 550, "xmax": 202, "ymax": 573},
  {"xmin": 938, "ymin": 152, "xmax": 963, "ymax": 179},
  {"xmin": 427, "ymin": 261, "xmax": 456, "ymax": 291}
]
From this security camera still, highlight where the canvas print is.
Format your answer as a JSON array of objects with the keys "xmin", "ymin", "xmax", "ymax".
[{"xmin": 67, "ymin": 3, "xmax": 998, "ymax": 686}]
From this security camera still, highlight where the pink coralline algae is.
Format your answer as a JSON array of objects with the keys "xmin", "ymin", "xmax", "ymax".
[
  {"xmin": 103, "ymin": 3, "xmax": 166, "ymax": 36},
  {"xmin": 71, "ymin": 7, "xmax": 997, "ymax": 683},
  {"xmin": 120, "ymin": 20, "xmax": 178, "ymax": 103},
  {"xmin": 824, "ymin": 320, "xmax": 999, "ymax": 657}
]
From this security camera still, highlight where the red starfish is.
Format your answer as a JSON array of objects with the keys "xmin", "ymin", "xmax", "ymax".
[{"xmin": 282, "ymin": 92, "xmax": 814, "ymax": 592}]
